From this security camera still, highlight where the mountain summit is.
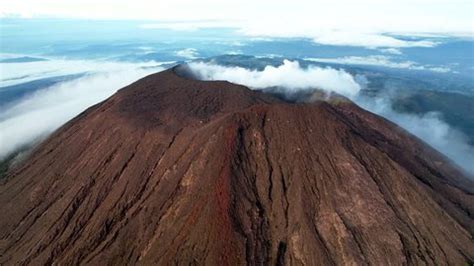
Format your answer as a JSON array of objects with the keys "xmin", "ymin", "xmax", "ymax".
[{"xmin": 0, "ymin": 67, "xmax": 473, "ymax": 265}]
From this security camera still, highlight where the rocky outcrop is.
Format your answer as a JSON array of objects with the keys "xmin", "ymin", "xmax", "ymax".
[{"xmin": 0, "ymin": 68, "xmax": 473, "ymax": 265}]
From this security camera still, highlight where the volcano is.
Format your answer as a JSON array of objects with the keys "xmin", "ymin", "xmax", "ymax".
[{"xmin": 0, "ymin": 67, "xmax": 473, "ymax": 265}]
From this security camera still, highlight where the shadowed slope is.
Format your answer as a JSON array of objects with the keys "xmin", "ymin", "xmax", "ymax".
[{"xmin": 0, "ymin": 68, "xmax": 473, "ymax": 265}]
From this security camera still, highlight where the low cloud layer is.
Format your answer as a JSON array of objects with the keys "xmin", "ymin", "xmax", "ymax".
[
  {"xmin": 0, "ymin": 56, "xmax": 164, "ymax": 87},
  {"xmin": 0, "ymin": 60, "xmax": 164, "ymax": 160},
  {"xmin": 310, "ymin": 32, "xmax": 437, "ymax": 48},
  {"xmin": 188, "ymin": 60, "xmax": 362, "ymax": 97},
  {"xmin": 139, "ymin": 22, "xmax": 442, "ymax": 49},
  {"xmin": 238, "ymin": 26, "xmax": 442, "ymax": 48},
  {"xmin": 357, "ymin": 96, "xmax": 474, "ymax": 175},
  {"xmin": 380, "ymin": 48, "xmax": 403, "ymax": 55},
  {"xmin": 306, "ymin": 56, "xmax": 451, "ymax": 73},
  {"xmin": 175, "ymin": 48, "xmax": 199, "ymax": 59},
  {"xmin": 187, "ymin": 60, "xmax": 474, "ymax": 175}
]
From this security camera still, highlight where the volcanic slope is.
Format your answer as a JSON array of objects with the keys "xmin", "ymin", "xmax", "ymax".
[{"xmin": 0, "ymin": 67, "xmax": 473, "ymax": 265}]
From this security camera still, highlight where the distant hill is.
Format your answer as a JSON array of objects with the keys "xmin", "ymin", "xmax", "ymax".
[{"xmin": 0, "ymin": 56, "xmax": 48, "ymax": 63}]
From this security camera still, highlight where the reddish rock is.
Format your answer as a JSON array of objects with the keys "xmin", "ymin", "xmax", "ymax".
[{"xmin": 0, "ymin": 68, "xmax": 473, "ymax": 265}]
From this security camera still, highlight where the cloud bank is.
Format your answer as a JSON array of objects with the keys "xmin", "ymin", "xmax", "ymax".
[
  {"xmin": 0, "ymin": 57, "xmax": 164, "ymax": 87},
  {"xmin": 188, "ymin": 60, "xmax": 362, "ymax": 97},
  {"xmin": 0, "ymin": 60, "xmax": 164, "ymax": 160},
  {"xmin": 310, "ymin": 32, "xmax": 437, "ymax": 48},
  {"xmin": 305, "ymin": 56, "xmax": 452, "ymax": 73},
  {"xmin": 175, "ymin": 48, "xmax": 199, "ymax": 59},
  {"xmin": 380, "ymin": 48, "xmax": 402, "ymax": 55}
]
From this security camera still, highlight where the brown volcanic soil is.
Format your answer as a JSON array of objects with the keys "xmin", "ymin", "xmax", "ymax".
[{"xmin": 0, "ymin": 68, "xmax": 473, "ymax": 265}]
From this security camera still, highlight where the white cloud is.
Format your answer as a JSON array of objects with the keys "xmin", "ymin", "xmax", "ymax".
[
  {"xmin": 187, "ymin": 60, "xmax": 362, "ymax": 97},
  {"xmin": 137, "ymin": 46, "xmax": 155, "ymax": 52},
  {"xmin": 239, "ymin": 25, "xmax": 442, "ymax": 48},
  {"xmin": 356, "ymin": 96, "xmax": 474, "ymax": 175},
  {"xmin": 312, "ymin": 32, "xmax": 437, "ymax": 48},
  {"xmin": 225, "ymin": 50, "xmax": 243, "ymax": 55},
  {"xmin": 380, "ymin": 48, "xmax": 402, "ymax": 55},
  {"xmin": 305, "ymin": 56, "xmax": 452, "ymax": 73},
  {"xmin": 427, "ymin": 67, "xmax": 452, "ymax": 73},
  {"xmin": 0, "ymin": 60, "xmax": 164, "ymax": 160},
  {"xmin": 175, "ymin": 48, "xmax": 199, "ymax": 59},
  {"xmin": 0, "ymin": 58, "xmax": 164, "ymax": 87}
]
